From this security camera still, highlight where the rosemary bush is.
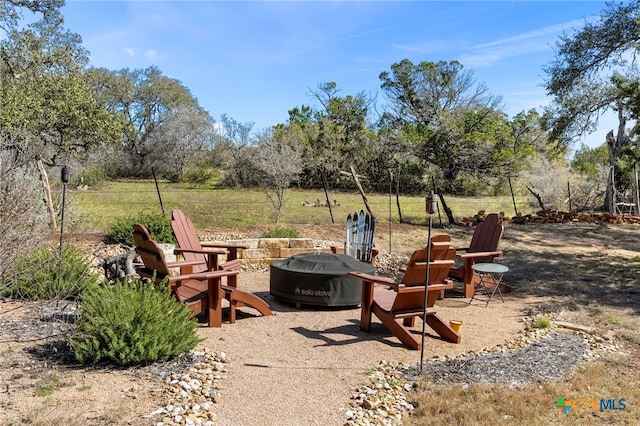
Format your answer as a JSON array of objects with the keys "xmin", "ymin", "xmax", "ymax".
[
  {"xmin": 71, "ymin": 278, "xmax": 201, "ymax": 366},
  {"xmin": 260, "ymin": 228, "xmax": 301, "ymax": 238},
  {"xmin": 0, "ymin": 244, "xmax": 99, "ymax": 300},
  {"xmin": 105, "ymin": 212, "xmax": 175, "ymax": 246}
]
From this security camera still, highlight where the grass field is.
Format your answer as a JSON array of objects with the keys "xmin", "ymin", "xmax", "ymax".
[
  {"xmin": 9, "ymin": 179, "xmax": 639, "ymax": 425},
  {"xmin": 70, "ymin": 179, "xmax": 536, "ymax": 232}
]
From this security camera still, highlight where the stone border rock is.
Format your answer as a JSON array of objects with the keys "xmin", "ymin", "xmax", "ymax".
[
  {"xmin": 343, "ymin": 314, "xmax": 627, "ymax": 426},
  {"xmin": 145, "ymin": 348, "xmax": 229, "ymax": 426}
]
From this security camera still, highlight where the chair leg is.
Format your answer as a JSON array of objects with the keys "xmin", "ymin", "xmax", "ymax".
[
  {"xmin": 403, "ymin": 317, "xmax": 417, "ymax": 327},
  {"xmin": 360, "ymin": 280, "xmax": 375, "ymax": 333},
  {"xmin": 207, "ymin": 278, "xmax": 224, "ymax": 328},
  {"xmin": 465, "ymin": 272, "xmax": 481, "ymax": 299},
  {"xmin": 426, "ymin": 313, "xmax": 461, "ymax": 343},
  {"xmin": 463, "ymin": 259, "xmax": 478, "ymax": 298},
  {"xmin": 225, "ymin": 287, "xmax": 272, "ymax": 324},
  {"xmin": 373, "ymin": 306, "xmax": 420, "ymax": 350}
]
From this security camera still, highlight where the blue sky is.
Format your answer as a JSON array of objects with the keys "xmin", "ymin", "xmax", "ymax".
[{"xmin": 62, "ymin": 1, "xmax": 614, "ymax": 149}]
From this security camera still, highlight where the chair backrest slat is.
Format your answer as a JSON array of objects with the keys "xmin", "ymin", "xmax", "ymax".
[
  {"xmin": 392, "ymin": 256, "xmax": 455, "ymax": 312},
  {"xmin": 133, "ymin": 223, "xmax": 171, "ymax": 277},
  {"xmin": 467, "ymin": 213, "xmax": 504, "ymax": 262},
  {"xmin": 171, "ymin": 209, "xmax": 207, "ymax": 273}
]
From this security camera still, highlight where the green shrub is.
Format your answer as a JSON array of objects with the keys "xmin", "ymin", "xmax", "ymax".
[
  {"xmin": 105, "ymin": 212, "xmax": 175, "ymax": 246},
  {"xmin": 533, "ymin": 316, "xmax": 552, "ymax": 329},
  {"xmin": 260, "ymin": 228, "xmax": 301, "ymax": 238},
  {"xmin": 1, "ymin": 244, "xmax": 99, "ymax": 300},
  {"xmin": 71, "ymin": 165, "xmax": 109, "ymax": 189},
  {"xmin": 71, "ymin": 277, "xmax": 201, "ymax": 366},
  {"xmin": 179, "ymin": 166, "xmax": 220, "ymax": 184}
]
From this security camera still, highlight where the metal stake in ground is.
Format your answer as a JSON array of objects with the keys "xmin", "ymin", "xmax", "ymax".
[
  {"xmin": 58, "ymin": 165, "xmax": 70, "ymax": 303},
  {"xmin": 152, "ymin": 167, "xmax": 165, "ymax": 215},
  {"xmin": 388, "ymin": 170, "xmax": 393, "ymax": 254},
  {"xmin": 420, "ymin": 190, "xmax": 438, "ymax": 373}
]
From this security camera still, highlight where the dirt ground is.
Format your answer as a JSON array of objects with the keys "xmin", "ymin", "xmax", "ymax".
[{"xmin": 1, "ymin": 221, "xmax": 639, "ymax": 425}]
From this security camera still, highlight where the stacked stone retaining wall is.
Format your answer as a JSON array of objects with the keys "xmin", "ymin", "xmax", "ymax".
[{"xmin": 215, "ymin": 238, "xmax": 333, "ymax": 265}]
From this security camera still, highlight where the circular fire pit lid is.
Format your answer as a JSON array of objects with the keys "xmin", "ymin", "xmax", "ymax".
[
  {"xmin": 269, "ymin": 252, "xmax": 375, "ymax": 307},
  {"xmin": 272, "ymin": 252, "xmax": 374, "ymax": 274}
]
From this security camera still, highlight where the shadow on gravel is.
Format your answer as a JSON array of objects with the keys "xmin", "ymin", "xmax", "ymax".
[{"xmin": 491, "ymin": 223, "xmax": 640, "ymax": 316}]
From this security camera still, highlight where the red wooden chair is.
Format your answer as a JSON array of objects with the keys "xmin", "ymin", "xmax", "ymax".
[
  {"xmin": 133, "ymin": 223, "xmax": 271, "ymax": 326},
  {"xmin": 171, "ymin": 209, "xmax": 247, "ymax": 287},
  {"xmin": 449, "ymin": 213, "xmax": 504, "ymax": 298},
  {"xmin": 348, "ymin": 240, "xmax": 460, "ymax": 350}
]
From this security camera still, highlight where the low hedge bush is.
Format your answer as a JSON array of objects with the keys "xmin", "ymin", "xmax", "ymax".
[
  {"xmin": 0, "ymin": 244, "xmax": 99, "ymax": 300},
  {"xmin": 260, "ymin": 228, "xmax": 301, "ymax": 238},
  {"xmin": 71, "ymin": 277, "xmax": 201, "ymax": 366},
  {"xmin": 105, "ymin": 212, "xmax": 175, "ymax": 246}
]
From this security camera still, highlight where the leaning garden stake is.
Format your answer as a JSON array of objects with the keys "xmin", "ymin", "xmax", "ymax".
[{"xmin": 420, "ymin": 190, "xmax": 438, "ymax": 373}]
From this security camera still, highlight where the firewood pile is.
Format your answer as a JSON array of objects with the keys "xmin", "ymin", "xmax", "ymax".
[
  {"xmin": 511, "ymin": 209, "xmax": 640, "ymax": 225},
  {"xmin": 457, "ymin": 211, "xmax": 504, "ymax": 226},
  {"xmin": 460, "ymin": 210, "xmax": 640, "ymax": 226}
]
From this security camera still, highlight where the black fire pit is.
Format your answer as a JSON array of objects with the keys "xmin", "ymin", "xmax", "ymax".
[{"xmin": 270, "ymin": 252, "xmax": 376, "ymax": 307}]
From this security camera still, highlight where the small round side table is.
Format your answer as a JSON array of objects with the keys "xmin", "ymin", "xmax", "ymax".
[{"xmin": 470, "ymin": 263, "xmax": 508, "ymax": 307}]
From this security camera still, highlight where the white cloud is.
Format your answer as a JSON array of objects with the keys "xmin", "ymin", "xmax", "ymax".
[
  {"xmin": 460, "ymin": 40, "xmax": 550, "ymax": 68},
  {"xmin": 461, "ymin": 18, "xmax": 593, "ymax": 69},
  {"xmin": 473, "ymin": 19, "xmax": 586, "ymax": 49},
  {"xmin": 124, "ymin": 48, "xmax": 135, "ymax": 58},
  {"xmin": 145, "ymin": 49, "xmax": 158, "ymax": 59}
]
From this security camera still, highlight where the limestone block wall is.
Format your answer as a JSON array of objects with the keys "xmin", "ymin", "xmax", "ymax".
[{"xmin": 211, "ymin": 238, "xmax": 332, "ymax": 264}]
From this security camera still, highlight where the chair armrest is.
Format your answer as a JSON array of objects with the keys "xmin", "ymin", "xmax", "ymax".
[
  {"xmin": 166, "ymin": 259, "xmax": 206, "ymax": 269},
  {"xmin": 200, "ymin": 242, "xmax": 247, "ymax": 260},
  {"xmin": 347, "ymin": 271, "xmax": 395, "ymax": 286},
  {"xmin": 395, "ymin": 282, "xmax": 453, "ymax": 294},
  {"xmin": 173, "ymin": 249, "xmax": 226, "ymax": 270},
  {"xmin": 174, "ymin": 248, "xmax": 226, "ymax": 256},
  {"xmin": 201, "ymin": 242, "xmax": 249, "ymax": 249},
  {"xmin": 169, "ymin": 269, "xmax": 239, "ymax": 283},
  {"xmin": 413, "ymin": 259, "xmax": 456, "ymax": 267},
  {"xmin": 456, "ymin": 250, "xmax": 503, "ymax": 259}
]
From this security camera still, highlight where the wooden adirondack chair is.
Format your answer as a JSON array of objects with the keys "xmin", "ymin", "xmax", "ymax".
[
  {"xmin": 348, "ymin": 241, "xmax": 460, "ymax": 350},
  {"xmin": 449, "ymin": 213, "xmax": 504, "ymax": 298},
  {"xmin": 399, "ymin": 234, "xmax": 452, "ymax": 299},
  {"xmin": 171, "ymin": 209, "xmax": 248, "ymax": 288},
  {"xmin": 133, "ymin": 223, "xmax": 272, "ymax": 326}
]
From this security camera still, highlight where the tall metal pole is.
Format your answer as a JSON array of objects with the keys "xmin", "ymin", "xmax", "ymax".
[
  {"xmin": 389, "ymin": 170, "xmax": 393, "ymax": 253},
  {"xmin": 59, "ymin": 166, "xmax": 70, "ymax": 250},
  {"xmin": 59, "ymin": 165, "xmax": 70, "ymax": 296},
  {"xmin": 420, "ymin": 190, "xmax": 437, "ymax": 373},
  {"xmin": 152, "ymin": 167, "xmax": 165, "ymax": 215}
]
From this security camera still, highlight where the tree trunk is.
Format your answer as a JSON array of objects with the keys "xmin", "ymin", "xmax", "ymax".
[
  {"xmin": 633, "ymin": 161, "xmax": 639, "ymax": 216},
  {"xmin": 321, "ymin": 171, "xmax": 334, "ymax": 224},
  {"xmin": 526, "ymin": 185, "xmax": 546, "ymax": 210},
  {"xmin": 508, "ymin": 175, "xmax": 519, "ymax": 216},
  {"xmin": 605, "ymin": 106, "xmax": 631, "ymax": 212},
  {"xmin": 438, "ymin": 193, "xmax": 456, "ymax": 225},
  {"xmin": 395, "ymin": 167, "xmax": 403, "ymax": 223},
  {"xmin": 37, "ymin": 160, "xmax": 57, "ymax": 230},
  {"xmin": 606, "ymin": 130, "xmax": 619, "ymax": 213},
  {"xmin": 349, "ymin": 164, "xmax": 375, "ymax": 219}
]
